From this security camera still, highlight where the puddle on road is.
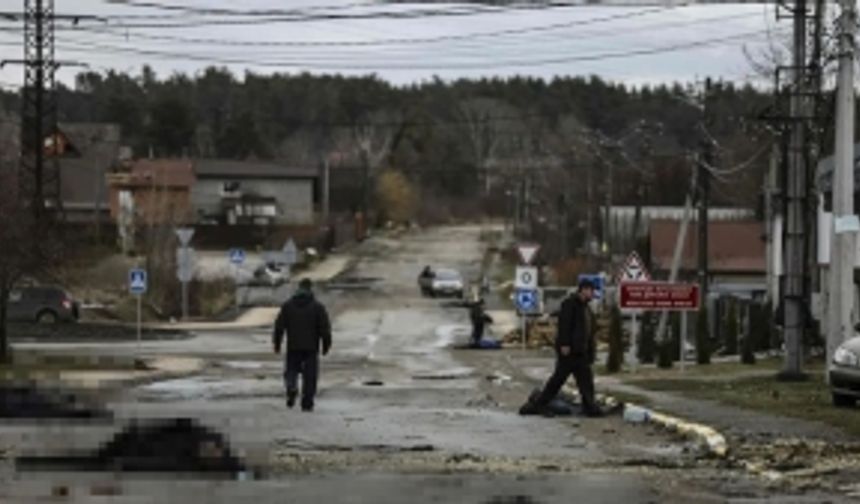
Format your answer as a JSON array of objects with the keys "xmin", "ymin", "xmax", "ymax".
[
  {"xmin": 139, "ymin": 377, "xmax": 280, "ymax": 401},
  {"xmin": 221, "ymin": 361, "xmax": 268, "ymax": 370},
  {"xmin": 412, "ymin": 367, "xmax": 474, "ymax": 380},
  {"xmin": 435, "ymin": 325, "xmax": 472, "ymax": 348}
]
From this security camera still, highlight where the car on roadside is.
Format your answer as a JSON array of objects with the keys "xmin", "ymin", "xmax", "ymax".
[
  {"xmin": 830, "ymin": 335, "xmax": 860, "ymax": 407},
  {"xmin": 421, "ymin": 268, "xmax": 465, "ymax": 298},
  {"xmin": 6, "ymin": 286, "xmax": 80, "ymax": 324},
  {"xmin": 252, "ymin": 263, "xmax": 290, "ymax": 286}
]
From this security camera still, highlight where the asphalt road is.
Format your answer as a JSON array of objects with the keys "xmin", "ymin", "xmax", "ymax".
[{"xmin": 2, "ymin": 226, "xmax": 854, "ymax": 503}]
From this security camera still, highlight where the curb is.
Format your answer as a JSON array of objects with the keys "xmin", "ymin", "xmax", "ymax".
[
  {"xmin": 562, "ymin": 385, "xmax": 729, "ymax": 458},
  {"xmin": 619, "ymin": 400, "xmax": 728, "ymax": 458}
]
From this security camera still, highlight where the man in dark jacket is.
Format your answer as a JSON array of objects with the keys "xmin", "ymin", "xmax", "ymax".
[
  {"xmin": 523, "ymin": 279, "xmax": 602, "ymax": 417},
  {"xmin": 272, "ymin": 278, "xmax": 332, "ymax": 412},
  {"xmin": 469, "ymin": 298, "xmax": 493, "ymax": 347}
]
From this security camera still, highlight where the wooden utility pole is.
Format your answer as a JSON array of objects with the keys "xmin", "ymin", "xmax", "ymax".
[
  {"xmin": 698, "ymin": 78, "xmax": 713, "ymax": 313},
  {"xmin": 827, "ymin": 0, "xmax": 856, "ymax": 368}
]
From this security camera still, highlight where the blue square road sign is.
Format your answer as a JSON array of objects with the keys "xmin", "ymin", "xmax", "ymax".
[
  {"xmin": 129, "ymin": 268, "xmax": 147, "ymax": 295},
  {"xmin": 229, "ymin": 248, "xmax": 246, "ymax": 265}
]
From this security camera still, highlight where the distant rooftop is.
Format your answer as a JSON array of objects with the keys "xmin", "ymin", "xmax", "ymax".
[{"xmin": 195, "ymin": 159, "xmax": 318, "ymax": 180}]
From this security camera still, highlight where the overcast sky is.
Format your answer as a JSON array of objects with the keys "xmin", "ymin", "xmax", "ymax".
[{"xmin": 0, "ymin": 1, "xmax": 788, "ymax": 90}]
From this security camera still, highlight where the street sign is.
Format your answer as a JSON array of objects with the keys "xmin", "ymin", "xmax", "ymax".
[
  {"xmin": 176, "ymin": 247, "xmax": 195, "ymax": 283},
  {"xmin": 517, "ymin": 243, "xmax": 541, "ymax": 265},
  {"xmin": 577, "ymin": 274, "xmax": 605, "ymax": 300},
  {"xmin": 617, "ymin": 251, "xmax": 651, "ymax": 283},
  {"xmin": 515, "ymin": 266, "xmax": 539, "ymax": 290},
  {"xmin": 229, "ymin": 248, "xmax": 246, "ymax": 265},
  {"xmin": 283, "ymin": 239, "xmax": 298, "ymax": 265},
  {"xmin": 515, "ymin": 289, "xmax": 540, "ymax": 313},
  {"xmin": 129, "ymin": 268, "xmax": 147, "ymax": 295},
  {"xmin": 619, "ymin": 282, "xmax": 700, "ymax": 311},
  {"xmin": 175, "ymin": 227, "xmax": 195, "ymax": 246}
]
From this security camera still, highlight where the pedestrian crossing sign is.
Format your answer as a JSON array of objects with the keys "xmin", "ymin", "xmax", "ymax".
[{"xmin": 129, "ymin": 268, "xmax": 147, "ymax": 295}]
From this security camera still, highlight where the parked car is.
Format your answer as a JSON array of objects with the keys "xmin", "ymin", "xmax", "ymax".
[
  {"xmin": 252, "ymin": 263, "xmax": 290, "ymax": 286},
  {"xmin": 6, "ymin": 286, "xmax": 80, "ymax": 324},
  {"xmin": 830, "ymin": 335, "xmax": 860, "ymax": 407},
  {"xmin": 420, "ymin": 268, "xmax": 464, "ymax": 298}
]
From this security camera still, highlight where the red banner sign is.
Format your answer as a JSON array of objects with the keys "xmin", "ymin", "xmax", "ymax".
[{"xmin": 619, "ymin": 282, "xmax": 700, "ymax": 311}]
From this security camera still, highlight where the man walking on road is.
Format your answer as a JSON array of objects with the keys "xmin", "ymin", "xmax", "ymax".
[
  {"xmin": 273, "ymin": 278, "xmax": 332, "ymax": 412},
  {"xmin": 469, "ymin": 298, "xmax": 493, "ymax": 348},
  {"xmin": 521, "ymin": 279, "xmax": 602, "ymax": 417}
]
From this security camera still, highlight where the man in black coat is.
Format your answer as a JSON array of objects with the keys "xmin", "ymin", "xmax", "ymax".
[
  {"xmin": 273, "ymin": 278, "xmax": 332, "ymax": 412},
  {"xmin": 523, "ymin": 279, "xmax": 602, "ymax": 417},
  {"xmin": 469, "ymin": 298, "xmax": 493, "ymax": 347}
]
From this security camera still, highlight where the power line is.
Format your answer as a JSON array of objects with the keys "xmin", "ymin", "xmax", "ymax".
[
  {"xmin": 101, "ymin": 0, "xmax": 419, "ymax": 17},
  {"xmin": 48, "ymin": 27, "xmax": 785, "ymax": 71},
  {"xmin": 72, "ymin": 6, "xmax": 691, "ymax": 48},
  {"xmin": 701, "ymin": 143, "xmax": 769, "ymax": 176},
  {"xmin": 42, "ymin": 3, "xmax": 584, "ymax": 29}
]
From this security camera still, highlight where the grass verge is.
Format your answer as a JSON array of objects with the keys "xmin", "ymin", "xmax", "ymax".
[{"xmin": 631, "ymin": 371, "xmax": 860, "ymax": 437}]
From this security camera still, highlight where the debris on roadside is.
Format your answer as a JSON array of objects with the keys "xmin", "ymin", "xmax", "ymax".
[
  {"xmin": 467, "ymin": 394, "xmax": 499, "ymax": 409},
  {"xmin": 623, "ymin": 405, "xmax": 651, "ymax": 424},
  {"xmin": 486, "ymin": 372, "xmax": 512, "ymax": 385}
]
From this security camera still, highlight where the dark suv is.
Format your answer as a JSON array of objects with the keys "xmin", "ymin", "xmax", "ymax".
[{"xmin": 6, "ymin": 287, "xmax": 80, "ymax": 324}]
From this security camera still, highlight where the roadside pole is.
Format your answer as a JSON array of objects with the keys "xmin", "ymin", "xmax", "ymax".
[
  {"xmin": 229, "ymin": 248, "xmax": 246, "ymax": 314},
  {"xmin": 175, "ymin": 228, "xmax": 195, "ymax": 321},
  {"xmin": 137, "ymin": 293, "xmax": 142, "ymax": 354},
  {"xmin": 828, "ymin": 0, "xmax": 857, "ymax": 371},
  {"xmin": 129, "ymin": 268, "xmax": 147, "ymax": 360},
  {"xmin": 515, "ymin": 243, "xmax": 541, "ymax": 351},
  {"xmin": 680, "ymin": 312, "xmax": 687, "ymax": 373},
  {"xmin": 630, "ymin": 313, "xmax": 639, "ymax": 372},
  {"xmin": 521, "ymin": 315, "xmax": 527, "ymax": 350},
  {"xmin": 615, "ymin": 252, "xmax": 651, "ymax": 371},
  {"xmin": 234, "ymin": 264, "xmax": 240, "ymax": 313}
]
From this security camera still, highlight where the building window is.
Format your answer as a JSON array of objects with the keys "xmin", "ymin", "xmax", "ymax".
[{"xmin": 222, "ymin": 181, "xmax": 241, "ymax": 197}]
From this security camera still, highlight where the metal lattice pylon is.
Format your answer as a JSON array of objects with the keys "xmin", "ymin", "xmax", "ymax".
[{"xmin": 19, "ymin": 0, "xmax": 61, "ymax": 222}]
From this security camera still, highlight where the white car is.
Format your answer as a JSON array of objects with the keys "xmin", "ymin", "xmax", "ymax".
[
  {"xmin": 426, "ymin": 269, "xmax": 465, "ymax": 298},
  {"xmin": 830, "ymin": 335, "xmax": 860, "ymax": 407}
]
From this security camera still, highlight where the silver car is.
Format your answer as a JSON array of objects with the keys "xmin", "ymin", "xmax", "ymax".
[
  {"xmin": 425, "ymin": 269, "xmax": 465, "ymax": 298},
  {"xmin": 830, "ymin": 336, "xmax": 860, "ymax": 407}
]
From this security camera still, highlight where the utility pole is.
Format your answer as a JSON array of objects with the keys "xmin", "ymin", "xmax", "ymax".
[
  {"xmin": 322, "ymin": 158, "xmax": 331, "ymax": 221},
  {"xmin": 585, "ymin": 161, "xmax": 594, "ymax": 269},
  {"xmin": 781, "ymin": 0, "xmax": 810, "ymax": 379},
  {"xmin": 698, "ymin": 78, "xmax": 713, "ymax": 314},
  {"xmin": 1, "ymin": 1, "xmax": 91, "ymax": 227},
  {"xmin": 603, "ymin": 152, "xmax": 614, "ymax": 257},
  {"xmin": 1, "ymin": 0, "xmax": 59, "ymax": 224},
  {"xmin": 827, "ymin": 0, "xmax": 856, "ymax": 368},
  {"xmin": 655, "ymin": 167, "xmax": 698, "ymax": 346}
]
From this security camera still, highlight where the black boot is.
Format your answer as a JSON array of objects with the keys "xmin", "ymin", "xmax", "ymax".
[{"xmin": 286, "ymin": 390, "xmax": 297, "ymax": 409}]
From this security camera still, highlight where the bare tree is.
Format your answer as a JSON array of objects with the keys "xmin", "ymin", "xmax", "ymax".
[
  {"xmin": 457, "ymin": 98, "xmax": 518, "ymax": 196},
  {"xmin": 351, "ymin": 110, "xmax": 403, "ymax": 214}
]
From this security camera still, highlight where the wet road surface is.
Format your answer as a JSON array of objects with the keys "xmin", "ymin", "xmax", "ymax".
[{"xmin": 2, "ymin": 226, "xmax": 855, "ymax": 503}]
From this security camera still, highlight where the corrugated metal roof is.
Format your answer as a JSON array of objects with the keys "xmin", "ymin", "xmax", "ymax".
[
  {"xmin": 195, "ymin": 159, "xmax": 318, "ymax": 179},
  {"xmin": 129, "ymin": 159, "xmax": 195, "ymax": 187},
  {"xmin": 650, "ymin": 219, "xmax": 766, "ymax": 274}
]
